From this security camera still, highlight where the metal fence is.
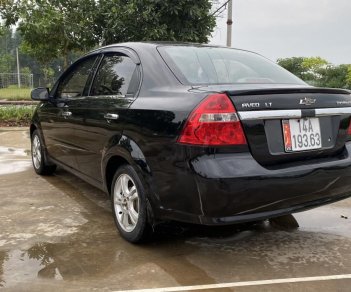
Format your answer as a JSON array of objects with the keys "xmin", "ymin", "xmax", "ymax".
[
  {"xmin": 35, "ymin": 76, "xmax": 57, "ymax": 88},
  {"xmin": 0, "ymin": 73, "xmax": 34, "ymax": 89},
  {"xmin": 0, "ymin": 73, "xmax": 34, "ymax": 101}
]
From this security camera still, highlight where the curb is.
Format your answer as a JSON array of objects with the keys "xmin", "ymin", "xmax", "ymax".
[
  {"xmin": 0, "ymin": 100, "xmax": 38, "ymax": 105},
  {"xmin": 0, "ymin": 127, "xmax": 28, "ymax": 131}
]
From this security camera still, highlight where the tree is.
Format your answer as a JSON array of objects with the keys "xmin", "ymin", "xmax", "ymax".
[
  {"xmin": 97, "ymin": 0, "xmax": 216, "ymax": 45},
  {"xmin": 301, "ymin": 57, "xmax": 328, "ymax": 82},
  {"xmin": 0, "ymin": 53, "xmax": 14, "ymax": 72},
  {"xmin": 347, "ymin": 65, "xmax": 351, "ymax": 89},
  {"xmin": 0, "ymin": 26, "xmax": 15, "ymax": 73},
  {"xmin": 0, "ymin": 0, "xmax": 99, "ymax": 68},
  {"xmin": 317, "ymin": 64, "xmax": 349, "ymax": 89},
  {"xmin": 0, "ymin": 0, "xmax": 216, "ymax": 69},
  {"xmin": 278, "ymin": 57, "xmax": 351, "ymax": 89},
  {"xmin": 277, "ymin": 56, "xmax": 329, "ymax": 85},
  {"xmin": 277, "ymin": 57, "xmax": 305, "ymax": 79}
]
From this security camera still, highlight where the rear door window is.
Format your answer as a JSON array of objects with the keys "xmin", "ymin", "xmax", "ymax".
[{"xmin": 90, "ymin": 54, "xmax": 138, "ymax": 97}]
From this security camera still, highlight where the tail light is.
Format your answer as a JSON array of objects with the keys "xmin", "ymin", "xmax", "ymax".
[
  {"xmin": 348, "ymin": 120, "xmax": 351, "ymax": 139},
  {"xmin": 178, "ymin": 93, "xmax": 247, "ymax": 146}
]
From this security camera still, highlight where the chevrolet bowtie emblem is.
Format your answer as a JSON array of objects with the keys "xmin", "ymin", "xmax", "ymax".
[{"xmin": 300, "ymin": 97, "xmax": 316, "ymax": 106}]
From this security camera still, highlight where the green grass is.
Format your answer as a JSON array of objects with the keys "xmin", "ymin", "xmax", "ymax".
[
  {"xmin": 0, "ymin": 105, "xmax": 35, "ymax": 125},
  {"xmin": 0, "ymin": 87, "xmax": 31, "ymax": 101}
]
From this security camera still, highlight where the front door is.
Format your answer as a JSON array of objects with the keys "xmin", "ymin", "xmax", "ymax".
[{"xmin": 41, "ymin": 55, "xmax": 98, "ymax": 169}]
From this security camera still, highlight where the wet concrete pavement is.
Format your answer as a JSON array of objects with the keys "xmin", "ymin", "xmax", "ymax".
[{"xmin": 0, "ymin": 128, "xmax": 351, "ymax": 291}]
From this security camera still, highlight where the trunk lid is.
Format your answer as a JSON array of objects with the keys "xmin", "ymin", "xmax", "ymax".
[{"xmin": 193, "ymin": 84, "xmax": 351, "ymax": 166}]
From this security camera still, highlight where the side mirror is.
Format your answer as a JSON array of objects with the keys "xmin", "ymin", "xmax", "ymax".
[{"xmin": 31, "ymin": 87, "xmax": 50, "ymax": 101}]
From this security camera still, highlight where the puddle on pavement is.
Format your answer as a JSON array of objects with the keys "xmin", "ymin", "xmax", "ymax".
[
  {"xmin": 0, "ymin": 131, "xmax": 351, "ymax": 290},
  {"xmin": 1, "ymin": 165, "xmax": 351, "ymax": 290},
  {"xmin": 0, "ymin": 129, "xmax": 30, "ymax": 149},
  {"xmin": 294, "ymin": 207, "xmax": 351, "ymax": 238},
  {"xmin": 0, "ymin": 248, "xmax": 62, "ymax": 288},
  {"xmin": 0, "ymin": 201, "xmax": 351, "ymax": 290},
  {"xmin": 0, "ymin": 146, "xmax": 31, "ymax": 175},
  {"xmin": 0, "ymin": 172, "xmax": 350, "ymax": 291}
]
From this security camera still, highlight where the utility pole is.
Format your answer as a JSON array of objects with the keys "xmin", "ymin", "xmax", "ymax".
[
  {"xmin": 226, "ymin": 0, "xmax": 233, "ymax": 47},
  {"xmin": 16, "ymin": 48, "xmax": 21, "ymax": 88}
]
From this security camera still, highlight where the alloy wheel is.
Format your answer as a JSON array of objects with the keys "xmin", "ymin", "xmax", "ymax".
[
  {"xmin": 32, "ymin": 135, "xmax": 42, "ymax": 169},
  {"xmin": 113, "ymin": 174, "xmax": 140, "ymax": 232}
]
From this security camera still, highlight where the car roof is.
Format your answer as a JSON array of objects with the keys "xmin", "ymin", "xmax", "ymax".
[
  {"xmin": 87, "ymin": 41, "xmax": 256, "ymax": 55},
  {"xmin": 100, "ymin": 41, "xmax": 225, "ymax": 49}
]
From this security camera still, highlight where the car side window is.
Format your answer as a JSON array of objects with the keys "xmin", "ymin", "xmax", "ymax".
[
  {"xmin": 90, "ymin": 54, "xmax": 138, "ymax": 97},
  {"xmin": 56, "ymin": 56, "xmax": 97, "ymax": 99}
]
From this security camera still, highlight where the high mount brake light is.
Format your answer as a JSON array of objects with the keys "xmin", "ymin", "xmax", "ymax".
[{"xmin": 178, "ymin": 93, "xmax": 247, "ymax": 146}]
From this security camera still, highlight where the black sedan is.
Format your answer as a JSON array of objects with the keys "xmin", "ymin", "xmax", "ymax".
[{"xmin": 30, "ymin": 42, "xmax": 351, "ymax": 243}]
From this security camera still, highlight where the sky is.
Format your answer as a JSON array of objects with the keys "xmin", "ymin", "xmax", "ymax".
[{"xmin": 210, "ymin": 0, "xmax": 351, "ymax": 65}]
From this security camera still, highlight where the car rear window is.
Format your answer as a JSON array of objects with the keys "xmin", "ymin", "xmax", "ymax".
[{"xmin": 158, "ymin": 46, "xmax": 305, "ymax": 85}]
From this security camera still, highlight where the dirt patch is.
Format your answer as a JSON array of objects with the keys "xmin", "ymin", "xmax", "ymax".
[{"xmin": 0, "ymin": 120, "xmax": 30, "ymax": 127}]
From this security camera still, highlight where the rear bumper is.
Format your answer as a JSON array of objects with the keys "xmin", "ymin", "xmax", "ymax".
[
  {"xmin": 198, "ymin": 193, "xmax": 351, "ymax": 225},
  {"xmin": 158, "ymin": 144, "xmax": 351, "ymax": 225}
]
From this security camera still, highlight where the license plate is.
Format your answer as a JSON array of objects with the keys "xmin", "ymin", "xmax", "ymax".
[{"xmin": 282, "ymin": 118, "xmax": 322, "ymax": 152}]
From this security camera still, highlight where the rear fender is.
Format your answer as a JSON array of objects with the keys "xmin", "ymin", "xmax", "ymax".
[
  {"xmin": 102, "ymin": 134, "xmax": 162, "ymax": 222},
  {"xmin": 101, "ymin": 134, "xmax": 159, "ymax": 204},
  {"xmin": 102, "ymin": 134, "xmax": 151, "ymax": 175}
]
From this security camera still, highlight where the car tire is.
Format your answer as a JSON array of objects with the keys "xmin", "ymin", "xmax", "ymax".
[
  {"xmin": 111, "ymin": 164, "xmax": 151, "ymax": 243},
  {"xmin": 31, "ymin": 130, "xmax": 56, "ymax": 175}
]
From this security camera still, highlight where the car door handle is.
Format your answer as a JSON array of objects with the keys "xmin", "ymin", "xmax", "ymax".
[
  {"xmin": 62, "ymin": 111, "xmax": 72, "ymax": 118},
  {"xmin": 104, "ymin": 113, "xmax": 119, "ymax": 120}
]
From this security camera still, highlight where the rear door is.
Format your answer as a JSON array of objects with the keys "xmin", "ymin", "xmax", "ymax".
[
  {"xmin": 71, "ymin": 50, "xmax": 141, "ymax": 182},
  {"xmin": 227, "ymin": 87, "xmax": 351, "ymax": 166}
]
